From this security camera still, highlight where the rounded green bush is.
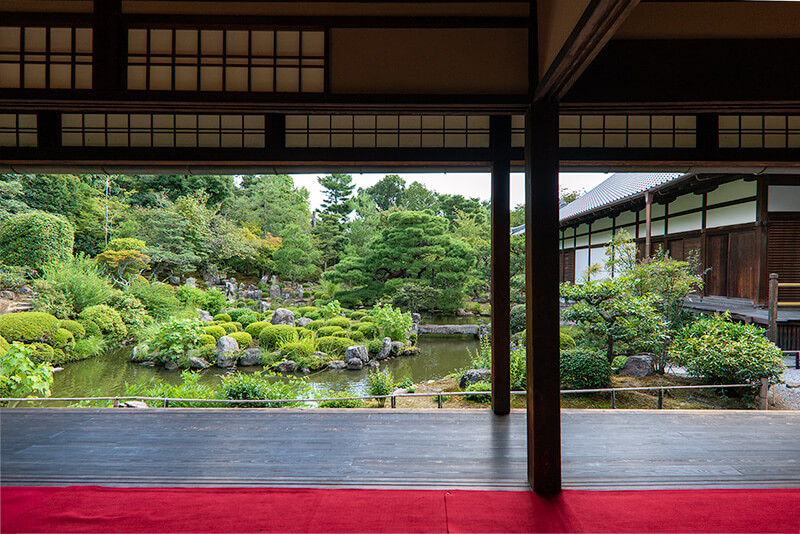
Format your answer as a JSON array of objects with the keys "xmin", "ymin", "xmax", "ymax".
[
  {"xmin": 307, "ymin": 319, "xmax": 325, "ymax": 331},
  {"xmin": 204, "ymin": 325, "xmax": 226, "ymax": 340},
  {"xmin": 560, "ymin": 349, "xmax": 611, "ymax": 390},
  {"xmin": 245, "ymin": 321, "xmax": 270, "ymax": 338},
  {"xmin": 367, "ymin": 337, "xmax": 382, "ymax": 354},
  {"xmin": 236, "ymin": 310, "xmax": 262, "ymax": 328},
  {"xmin": 560, "ymin": 332, "xmax": 576, "ymax": 349},
  {"xmin": 0, "ymin": 312, "xmax": 60, "ymax": 343},
  {"xmin": 324, "ymin": 317, "xmax": 350, "ymax": 329},
  {"xmin": 350, "ymin": 330, "xmax": 365, "ymax": 342},
  {"xmin": 58, "ymin": 320, "xmax": 86, "ymax": 340},
  {"xmin": 358, "ymin": 322, "xmax": 380, "ymax": 338},
  {"xmin": 79, "ymin": 305, "xmax": 128, "ymax": 340},
  {"xmin": 350, "ymin": 311, "xmax": 367, "ymax": 321},
  {"xmin": 0, "ymin": 212, "xmax": 74, "ymax": 269},
  {"xmin": 332, "ymin": 330, "xmax": 351, "ymax": 338},
  {"xmin": 80, "ymin": 319, "xmax": 101, "ymax": 337},
  {"xmin": 219, "ymin": 321, "xmax": 242, "ymax": 334},
  {"xmin": 198, "ymin": 334, "xmax": 216, "ymax": 346},
  {"xmin": 31, "ymin": 342, "xmax": 55, "ymax": 363},
  {"xmin": 226, "ymin": 308, "xmax": 252, "ymax": 322},
  {"xmin": 317, "ymin": 325, "xmax": 344, "ymax": 337},
  {"xmin": 510, "ymin": 304, "xmax": 526, "ymax": 335},
  {"xmin": 52, "ymin": 328, "xmax": 76, "ymax": 351},
  {"xmin": 229, "ymin": 331, "xmax": 253, "ymax": 348},
  {"xmin": 280, "ymin": 342, "xmax": 313, "ymax": 360},
  {"xmin": 360, "ymin": 315, "xmax": 376, "ymax": 323},
  {"xmin": 297, "ymin": 306, "xmax": 319, "ymax": 317},
  {"xmin": 316, "ymin": 336, "xmax": 353, "ymax": 357},
  {"xmin": 464, "ymin": 381, "xmax": 492, "ymax": 403},
  {"xmin": 258, "ymin": 324, "xmax": 299, "ymax": 350},
  {"xmin": 0, "ymin": 335, "xmax": 8, "ymax": 350},
  {"xmin": 214, "ymin": 313, "xmax": 232, "ymax": 322}
]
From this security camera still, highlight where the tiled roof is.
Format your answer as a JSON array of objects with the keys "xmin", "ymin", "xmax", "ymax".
[{"xmin": 559, "ymin": 172, "xmax": 686, "ymax": 222}]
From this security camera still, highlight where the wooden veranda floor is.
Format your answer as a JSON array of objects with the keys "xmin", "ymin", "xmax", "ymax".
[{"xmin": 2, "ymin": 409, "xmax": 799, "ymax": 490}]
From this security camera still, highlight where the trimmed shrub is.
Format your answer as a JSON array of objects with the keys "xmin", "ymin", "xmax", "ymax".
[
  {"xmin": 0, "ymin": 312, "xmax": 60, "ymax": 343},
  {"xmin": 332, "ymin": 330, "xmax": 351, "ymax": 338},
  {"xmin": 202, "ymin": 289, "xmax": 227, "ymax": 316},
  {"xmin": 359, "ymin": 315, "xmax": 376, "ymax": 323},
  {"xmin": 0, "ymin": 335, "xmax": 9, "ymax": 349},
  {"xmin": 350, "ymin": 331, "xmax": 365, "ymax": 342},
  {"xmin": 367, "ymin": 338, "xmax": 383, "ymax": 354},
  {"xmin": 560, "ymin": 332, "xmax": 576, "ymax": 349},
  {"xmin": 324, "ymin": 317, "xmax": 351, "ymax": 329},
  {"xmin": 316, "ymin": 336, "xmax": 353, "ymax": 357},
  {"xmin": 58, "ymin": 320, "xmax": 86, "ymax": 340},
  {"xmin": 560, "ymin": 349, "xmax": 611, "ymax": 390},
  {"xmin": 214, "ymin": 313, "xmax": 232, "ymax": 322},
  {"xmin": 350, "ymin": 311, "xmax": 367, "ymax": 321},
  {"xmin": 306, "ymin": 319, "xmax": 325, "ymax": 331},
  {"xmin": 128, "ymin": 280, "xmax": 182, "ymax": 320},
  {"xmin": 31, "ymin": 342, "xmax": 55, "ymax": 363},
  {"xmin": 280, "ymin": 342, "xmax": 313, "ymax": 360},
  {"xmin": 258, "ymin": 324, "xmax": 299, "ymax": 350},
  {"xmin": 219, "ymin": 321, "xmax": 242, "ymax": 333},
  {"xmin": 510, "ymin": 304, "xmax": 526, "ymax": 335},
  {"xmin": 245, "ymin": 321, "xmax": 271, "ymax": 338},
  {"xmin": 198, "ymin": 334, "xmax": 216, "ymax": 346},
  {"xmin": 52, "ymin": 328, "xmax": 76, "ymax": 351},
  {"xmin": 229, "ymin": 331, "xmax": 253, "ymax": 348},
  {"xmin": 79, "ymin": 305, "xmax": 128, "ymax": 340},
  {"xmin": 464, "ymin": 381, "xmax": 492, "ymax": 403},
  {"xmin": 80, "ymin": 319, "xmax": 101, "ymax": 337},
  {"xmin": 358, "ymin": 322, "xmax": 380, "ymax": 339},
  {"xmin": 317, "ymin": 325, "xmax": 344, "ymax": 337},
  {"xmin": 226, "ymin": 308, "xmax": 252, "ymax": 322},
  {"xmin": 0, "ymin": 212, "xmax": 74, "ymax": 269},
  {"xmin": 106, "ymin": 291, "xmax": 152, "ymax": 331},
  {"xmin": 297, "ymin": 306, "xmax": 319, "ymax": 317},
  {"xmin": 203, "ymin": 325, "xmax": 226, "ymax": 340},
  {"xmin": 236, "ymin": 310, "xmax": 262, "ymax": 328}
]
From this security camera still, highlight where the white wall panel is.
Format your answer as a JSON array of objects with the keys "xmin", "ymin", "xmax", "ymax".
[
  {"xmin": 616, "ymin": 211, "xmax": 636, "ymax": 225},
  {"xmin": 669, "ymin": 193, "xmax": 702, "ymax": 214},
  {"xmin": 708, "ymin": 179, "xmax": 756, "ymax": 206},
  {"xmin": 593, "ymin": 230, "xmax": 613, "ymax": 245},
  {"xmin": 706, "ymin": 201, "xmax": 756, "ymax": 228},
  {"xmin": 589, "ymin": 247, "xmax": 609, "ymax": 281},
  {"xmin": 574, "ymin": 248, "xmax": 590, "ymax": 281},
  {"xmin": 667, "ymin": 212, "xmax": 702, "ymax": 234},
  {"xmin": 575, "ymin": 235, "xmax": 589, "ymax": 247},
  {"xmin": 593, "ymin": 216, "xmax": 613, "ymax": 231}
]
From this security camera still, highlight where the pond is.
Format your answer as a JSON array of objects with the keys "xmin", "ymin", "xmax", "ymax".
[{"xmin": 51, "ymin": 335, "xmax": 480, "ymax": 399}]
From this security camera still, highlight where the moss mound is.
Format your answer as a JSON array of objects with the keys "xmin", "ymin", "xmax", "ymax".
[{"xmin": 0, "ymin": 312, "xmax": 60, "ymax": 343}]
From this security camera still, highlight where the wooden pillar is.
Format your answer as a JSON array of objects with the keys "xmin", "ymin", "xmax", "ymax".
[
  {"xmin": 490, "ymin": 115, "xmax": 512, "ymax": 416},
  {"xmin": 525, "ymin": 102, "xmax": 561, "ymax": 495},
  {"xmin": 93, "ymin": 0, "xmax": 124, "ymax": 91},
  {"xmin": 644, "ymin": 190, "xmax": 653, "ymax": 259},
  {"xmin": 768, "ymin": 273, "xmax": 779, "ymax": 343}
]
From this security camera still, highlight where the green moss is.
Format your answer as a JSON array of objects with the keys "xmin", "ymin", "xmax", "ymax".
[
  {"xmin": 297, "ymin": 306, "xmax": 319, "ymax": 317},
  {"xmin": 279, "ymin": 341, "xmax": 313, "ymax": 360},
  {"xmin": 0, "ymin": 335, "xmax": 9, "ymax": 350},
  {"xmin": 0, "ymin": 311, "xmax": 60, "ymax": 343},
  {"xmin": 317, "ymin": 325, "xmax": 344, "ymax": 337},
  {"xmin": 332, "ymin": 330, "xmax": 351, "ymax": 338},
  {"xmin": 204, "ymin": 325, "xmax": 226, "ymax": 340},
  {"xmin": 30, "ymin": 342, "xmax": 55, "ymax": 363},
  {"xmin": 245, "ymin": 321, "xmax": 271, "ymax": 338},
  {"xmin": 350, "ymin": 330, "xmax": 365, "ymax": 342},
  {"xmin": 324, "ymin": 317, "xmax": 350, "ymax": 329},
  {"xmin": 213, "ymin": 313, "xmax": 232, "ymax": 322},
  {"xmin": 58, "ymin": 320, "xmax": 86, "ymax": 340},
  {"xmin": 366, "ymin": 338, "xmax": 383, "ymax": 354},
  {"xmin": 316, "ymin": 336, "xmax": 353, "ymax": 357},
  {"xmin": 258, "ymin": 324, "xmax": 299, "ymax": 350},
  {"xmin": 358, "ymin": 322, "xmax": 380, "ymax": 338},
  {"xmin": 79, "ymin": 305, "xmax": 128, "ymax": 340},
  {"xmin": 229, "ymin": 331, "xmax": 253, "ymax": 348},
  {"xmin": 80, "ymin": 319, "xmax": 101, "ymax": 337},
  {"xmin": 198, "ymin": 334, "xmax": 216, "ymax": 346},
  {"xmin": 52, "ymin": 328, "xmax": 76, "ymax": 351}
]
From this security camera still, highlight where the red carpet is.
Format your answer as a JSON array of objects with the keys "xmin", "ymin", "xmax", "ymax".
[{"xmin": 2, "ymin": 486, "xmax": 798, "ymax": 533}]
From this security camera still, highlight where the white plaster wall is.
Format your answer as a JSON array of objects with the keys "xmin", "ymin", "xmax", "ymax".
[
  {"xmin": 667, "ymin": 212, "xmax": 702, "ymax": 234},
  {"xmin": 617, "ymin": 224, "xmax": 637, "ymax": 239},
  {"xmin": 575, "ymin": 235, "xmax": 589, "ymax": 247},
  {"xmin": 589, "ymin": 246, "xmax": 609, "ymax": 281},
  {"xmin": 576, "ymin": 223, "xmax": 589, "ymax": 235},
  {"xmin": 708, "ymin": 179, "xmax": 756, "ymax": 206},
  {"xmin": 768, "ymin": 185, "xmax": 800, "ymax": 212},
  {"xmin": 574, "ymin": 247, "xmax": 590, "ymax": 281},
  {"xmin": 706, "ymin": 201, "xmax": 756, "ymax": 228},
  {"xmin": 592, "ymin": 229, "xmax": 613, "ymax": 244},
  {"xmin": 669, "ymin": 193, "xmax": 702, "ymax": 214},
  {"xmin": 616, "ymin": 211, "xmax": 636, "ymax": 226},
  {"xmin": 593, "ymin": 216, "xmax": 613, "ymax": 231},
  {"xmin": 651, "ymin": 203, "xmax": 666, "ymax": 218}
]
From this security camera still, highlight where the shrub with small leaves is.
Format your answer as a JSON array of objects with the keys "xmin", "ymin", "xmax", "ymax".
[
  {"xmin": 57, "ymin": 319, "xmax": 85, "ymax": 340},
  {"xmin": 317, "ymin": 325, "xmax": 344, "ymax": 337},
  {"xmin": 79, "ymin": 305, "xmax": 127, "ymax": 340},
  {"xmin": 316, "ymin": 336, "xmax": 353, "ymax": 357},
  {"xmin": 259, "ymin": 324, "xmax": 299, "ymax": 350},
  {"xmin": 0, "ymin": 312, "xmax": 60, "ymax": 343},
  {"xmin": 372, "ymin": 303, "xmax": 412, "ymax": 342},
  {"xmin": 52, "ymin": 328, "xmax": 76, "ymax": 351},
  {"xmin": 367, "ymin": 368, "xmax": 394, "ymax": 407},
  {"xmin": 560, "ymin": 349, "xmax": 611, "ymax": 390},
  {"xmin": 367, "ymin": 338, "xmax": 383, "ymax": 354},
  {"xmin": 464, "ymin": 381, "xmax": 492, "ymax": 403},
  {"xmin": 318, "ymin": 390, "xmax": 364, "ymax": 408},
  {"xmin": 219, "ymin": 371, "xmax": 310, "ymax": 408},
  {"xmin": 229, "ymin": 331, "xmax": 253, "ymax": 348},
  {"xmin": 307, "ymin": 319, "xmax": 325, "ymax": 331},
  {"xmin": 198, "ymin": 334, "xmax": 216, "ymax": 346},
  {"xmin": 320, "ymin": 300, "xmax": 343, "ymax": 319},
  {"xmin": 204, "ymin": 325, "xmax": 226, "ymax": 340},
  {"xmin": 324, "ymin": 317, "xmax": 350, "ymax": 329},
  {"xmin": 214, "ymin": 313, "xmax": 232, "ymax": 322},
  {"xmin": 149, "ymin": 319, "xmax": 205, "ymax": 360},
  {"xmin": 219, "ymin": 321, "xmax": 242, "ymax": 333},
  {"xmin": 245, "ymin": 321, "xmax": 271, "ymax": 338}
]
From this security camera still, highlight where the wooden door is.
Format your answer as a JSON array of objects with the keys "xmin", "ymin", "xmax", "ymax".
[
  {"xmin": 727, "ymin": 230, "xmax": 756, "ymax": 299},
  {"xmin": 706, "ymin": 234, "xmax": 728, "ymax": 296},
  {"xmin": 667, "ymin": 239, "xmax": 684, "ymax": 261}
]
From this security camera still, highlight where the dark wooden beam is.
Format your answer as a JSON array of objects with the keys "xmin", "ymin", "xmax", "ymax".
[
  {"xmin": 525, "ymin": 101, "xmax": 561, "ymax": 495},
  {"xmin": 535, "ymin": 0, "xmax": 640, "ymax": 102},
  {"xmin": 490, "ymin": 115, "xmax": 512, "ymax": 416},
  {"xmin": 35, "ymin": 111, "xmax": 61, "ymax": 149},
  {"xmin": 92, "ymin": 0, "xmax": 124, "ymax": 92}
]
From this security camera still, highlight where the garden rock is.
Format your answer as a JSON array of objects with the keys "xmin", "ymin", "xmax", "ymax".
[
  {"xmin": 345, "ymin": 345, "xmax": 369, "ymax": 363},
  {"xmin": 131, "ymin": 344, "xmax": 149, "ymax": 360},
  {"xmin": 328, "ymin": 360, "xmax": 347, "ymax": 370},
  {"xmin": 366, "ymin": 360, "xmax": 379, "ymax": 368},
  {"xmin": 168, "ymin": 276, "xmax": 180, "ymax": 285},
  {"xmin": 296, "ymin": 317, "xmax": 313, "ymax": 328},
  {"xmin": 164, "ymin": 359, "xmax": 178, "ymax": 370},
  {"xmin": 376, "ymin": 337, "xmax": 393, "ymax": 360},
  {"xmin": 120, "ymin": 400, "xmax": 149, "ymax": 408},
  {"xmin": 459, "ymin": 368, "xmax": 492, "ymax": 389},
  {"xmin": 188, "ymin": 356, "xmax": 210, "ymax": 369},
  {"xmin": 259, "ymin": 275, "xmax": 270, "ymax": 286},
  {"xmin": 346, "ymin": 358, "xmax": 363, "ymax": 370},
  {"xmin": 198, "ymin": 309, "xmax": 213, "ymax": 322},
  {"xmin": 417, "ymin": 325, "xmax": 479, "ymax": 336},
  {"xmin": 184, "ymin": 277, "xmax": 197, "ymax": 288},
  {"xmin": 301, "ymin": 367, "xmax": 311, "ymax": 375},
  {"xmin": 1, "ymin": 290, "xmax": 14, "ymax": 299},
  {"xmin": 401, "ymin": 346, "xmax": 421, "ymax": 356},
  {"xmin": 239, "ymin": 348, "xmax": 262, "ymax": 366},
  {"xmin": 215, "ymin": 336, "xmax": 239, "ymax": 368},
  {"xmin": 271, "ymin": 307, "xmax": 295, "ymax": 326},
  {"xmin": 276, "ymin": 360, "xmax": 297, "ymax": 373},
  {"xmin": 619, "ymin": 354, "xmax": 655, "ymax": 378},
  {"xmin": 241, "ymin": 289, "xmax": 263, "ymax": 301},
  {"xmin": 18, "ymin": 285, "xmax": 33, "ymax": 295},
  {"xmin": 255, "ymin": 300, "xmax": 271, "ymax": 313},
  {"xmin": 390, "ymin": 341, "xmax": 405, "ymax": 356},
  {"xmin": 269, "ymin": 285, "xmax": 281, "ymax": 299},
  {"xmin": 139, "ymin": 361, "xmax": 155, "ymax": 367}
]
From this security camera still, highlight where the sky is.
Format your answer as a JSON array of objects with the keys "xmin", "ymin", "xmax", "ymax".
[{"xmin": 291, "ymin": 172, "xmax": 609, "ymax": 212}]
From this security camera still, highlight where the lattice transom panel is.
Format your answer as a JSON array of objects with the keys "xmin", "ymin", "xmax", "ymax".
[
  {"xmin": 285, "ymin": 115, "xmax": 490, "ymax": 148},
  {"xmin": 127, "ymin": 29, "xmax": 324, "ymax": 93},
  {"xmin": 0, "ymin": 26, "xmax": 92, "ymax": 89},
  {"xmin": 61, "ymin": 113, "xmax": 266, "ymax": 148},
  {"xmin": 719, "ymin": 115, "xmax": 800, "ymax": 148},
  {"xmin": 556, "ymin": 115, "xmax": 697, "ymax": 149},
  {"xmin": 0, "ymin": 114, "xmax": 37, "ymax": 146}
]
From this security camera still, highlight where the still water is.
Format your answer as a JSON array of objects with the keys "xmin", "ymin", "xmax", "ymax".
[{"xmin": 51, "ymin": 335, "xmax": 480, "ymax": 398}]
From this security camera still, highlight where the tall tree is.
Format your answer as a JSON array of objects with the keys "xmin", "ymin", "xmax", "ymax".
[
  {"xmin": 274, "ymin": 223, "xmax": 321, "ymax": 285},
  {"xmin": 363, "ymin": 174, "xmax": 406, "ymax": 211},
  {"xmin": 402, "ymin": 181, "xmax": 437, "ymax": 212},
  {"xmin": 318, "ymin": 173, "xmax": 355, "ymax": 220}
]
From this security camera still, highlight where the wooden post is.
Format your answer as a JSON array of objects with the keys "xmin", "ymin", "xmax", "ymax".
[
  {"xmin": 525, "ymin": 102, "xmax": 562, "ymax": 495},
  {"xmin": 759, "ymin": 378, "xmax": 769, "ymax": 410},
  {"xmin": 657, "ymin": 389, "xmax": 663, "ymax": 409},
  {"xmin": 644, "ymin": 190, "xmax": 653, "ymax": 259},
  {"xmin": 768, "ymin": 273, "xmax": 779, "ymax": 343},
  {"xmin": 491, "ymin": 115, "xmax": 512, "ymax": 416},
  {"xmin": 610, "ymin": 390, "xmax": 616, "ymax": 409},
  {"xmin": 93, "ymin": 0, "xmax": 124, "ymax": 91}
]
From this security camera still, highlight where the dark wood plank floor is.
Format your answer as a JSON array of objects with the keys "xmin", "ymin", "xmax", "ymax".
[{"xmin": 2, "ymin": 409, "xmax": 799, "ymax": 490}]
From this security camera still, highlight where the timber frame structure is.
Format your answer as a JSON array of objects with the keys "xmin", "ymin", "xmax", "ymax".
[{"xmin": 2, "ymin": 0, "xmax": 800, "ymax": 494}]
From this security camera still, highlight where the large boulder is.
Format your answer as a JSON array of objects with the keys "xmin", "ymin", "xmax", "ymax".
[
  {"xmin": 275, "ymin": 360, "xmax": 297, "ymax": 373},
  {"xmin": 198, "ymin": 309, "xmax": 213, "ymax": 322},
  {"xmin": 259, "ymin": 275, "xmax": 270, "ymax": 286},
  {"xmin": 241, "ymin": 289, "xmax": 263, "ymax": 301},
  {"xmin": 296, "ymin": 317, "xmax": 313, "ymax": 328},
  {"xmin": 215, "ymin": 336, "xmax": 239, "ymax": 368},
  {"xmin": 390, "ymin": 341, "xmax": 405, "ymax": 356},
  {"xmin": 375, "ymin": 337, "xmax": 393, "ymax": 360},
  {"xmin": 239, "ymin": 348, "xmax": 262, "ymax": 366},
  {"xmin": 619, "ymin": 354, "xmax": 655, "ymax": 378},
  {"xmin": 345, "ymin": 345, "xmax": 369, "ymax": 363},
  {"xmin": 270, "ymin": 308, "xmax": 295, "ymax": 326},
  {"xmin": 164, "ymin": 358, "xmax": 178, "ymax": 370},
  {"xmin": 184, "ymin": 277, "xmax": 197, "ymax": 288},
  {"xmin": 120, "ymin": 400, "xmax": 149, "ymax": 408},
  {"xmin": 417, "ymin": 325, "xmax": 479, "ymax": 336},
  {"xmin": 269, "ymin": 284, "xmax": 281, "ymax": 299},
  {"xmin": 346, "ymin": 358, "xmax": 363, "ymax": 370},
  {"xmin": 188, "ymin": 356, "xmax": 210, "ymax": 369},
  {"xmin": 459, "ymin": 368, "xmax": 492, "ymax": 389},
  {"xmin": 328, "ymin": 360, "xmax": 347, "ymax": 370},
  {"xmin": 400, "ymin": 346, "xmax": 421, "ymax": 357},
  {"xmin": 168, "ymin": 276, "xmax": 180, "ymax": 285}
]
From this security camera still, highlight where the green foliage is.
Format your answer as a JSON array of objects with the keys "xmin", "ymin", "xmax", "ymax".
[
  {"xmin": 367, "ymin": 368, "xmax": 394, "ymax": 406},
  {"xmin": 560, "ymin": 349, "xmax": 611, "ymax": 390},
  {"xmin": 106, "ymin": 290, "xmax": 152, "ymax": 332},
  {"xmin": 350, "ymin": 330, "xmax": 365, "ymax": 342},
  {"xmin": 297, "ymin": 306, "xmax": 319, "ymax": 317},
  {"xmin": 229, "ymin": 331, "xmax": 253, "ymax": 348},
  {"xmin": 80, "ymin": 318, "xmax": 101, "ymax": 337},
  {"xmin": 218, "ymin": 321, "xmax": 242, "ymax": 333},
  {"xmin": 0, "ymin": 263, "xmax": 34, "ymax": 289},
  {"xmin": 0, "ymin": 343, "xmax": 54, "ymax": 402},
  {"xmin": 219, "ymin": 371, "xmax": 310, "ymax": 408},
  {"xmin": 317, "ymin": 325, "xmax": 345, "ymax": 337},
  {"xmin": 148, "ymin": 318, "xmax": 205, "ymax": 359},
  {"xmin": 72, "ymin": 335, "xmax": 107, "ymax": 361},
  {"xmin": 244, "ymin": 321, "xmax": 271, "ymax": 338},
  {"xmin": 320, "ymin": 300, "xmax": 343, "ymax": 319},
  {"xmin": 306, "ymin": 319, "xmax": 325, "ymax": 331},
  {"xmin": 214, "ymin": 313, "xmax": 232, "ymax": 322},
  {"xmin": 33, "ymin": 255, "xmax": 113, "ymax": 318},
  {"xmin": 670, "ymin": 314, "xmax": 785, "ymax": 384},
  {"xmin": 358, "ymin": 322, "xmax": 380, "ymax": 339},
  {"xmin": 560, "ymin": 332, "xmax": 576, "ymax": 350},
  {"xmin": 125, "ymin": 370, "xmax": 218, "ymax": 408},
  {"xmin": 52, "ymin": 328, "xmax": 76, "ymax": 351},
  {"xmin": 128, "ymin": 280, "xmax": 182, "ymax": 320},
  {"xmin": 0, "ymin": 212, "xmax": 74, "ymax": 269},
  {"xmin": 391, "ymin": 280, "xmax": 442, "ymax": 313},
  {"xmin": 204, "ymin": 325, "xmax": 226, "ymax": 340},
  {"xmin": 201, "ymin": 289, "xmax": 227, "ymax": 316},
  {"xmin": 198, "ymin": 334, "xmax": 216, "ymax": 346},
  {"xmin": 0, "ymin": 312, "xmax": 60, "ymax": 343},
  {"xmin": 510, "ymin": 304, "xmax": 527, "ymax": 335},
  {"xmin": 611, "ymin": 355, "xmax": 628, "ymax": 372},
  {"xmin": 279, "ymin": 341, "xmax": 313, "ymax": 360},
  {"xmin": 366, "ymin": 337, "xmax": 383, "ymax": 354},
  {"xmin": 324, "ymin": 316, "xmax": 350, "ymax": 328},
  {"xmin": 30, "ymin": 342, "xmax": 55, "ymax": 363},
  {"xmin": 350, "ymin": 311, "xmax": 366, "ymax": 321},
  {"xmin": 0, "ymin": 335, "xmax": 9, "ymax": 350},
  {"xmin": 464, "ymin": 381, "xmax": 492, "ymax": 403},
  {"xmin": 79, "ymin": 304, "xmax": 128, "ymax": 340},
  {"xmin": 372, "ymin": 303, "xmax": 412, "ymax": 342},
  {"xmin": 259, "ymin": 324, "xmax": 299, "ymax": 350},
  {"xmin": 316, "ymin": 336, "xmax": 353, "ymax": 357},
  {"xmin": 318, "ymin": 390, "xmax": 364, "ymax": 408}
]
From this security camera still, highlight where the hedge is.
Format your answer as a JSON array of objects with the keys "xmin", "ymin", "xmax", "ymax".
[
  {"xmin": 0, "ymin": 212, "xmax": 74, "ymax": 269},
  {"xmin": 0, "ymin": 312, "xmax": 60, "ymax": 343}
]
